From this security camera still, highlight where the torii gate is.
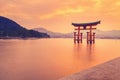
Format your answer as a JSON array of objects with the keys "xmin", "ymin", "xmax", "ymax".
[{"xmin": 72, "ymin": 21, "xmax": 101, "ymax": 44}]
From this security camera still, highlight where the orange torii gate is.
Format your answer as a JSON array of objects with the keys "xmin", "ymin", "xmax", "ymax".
[{"xmin": 72, "ymin": 21, "xmax": 101, "ymax": 44}]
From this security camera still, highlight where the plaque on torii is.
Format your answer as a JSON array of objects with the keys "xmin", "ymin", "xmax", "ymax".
[{"xmin": 72, "ymin": 21, "xmax": 101, "ymax": 44}]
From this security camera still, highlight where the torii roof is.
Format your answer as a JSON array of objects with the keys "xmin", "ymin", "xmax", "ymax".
[{"xmin": 72, "ymin": 21, "xmax": 101, "ymax": 27}]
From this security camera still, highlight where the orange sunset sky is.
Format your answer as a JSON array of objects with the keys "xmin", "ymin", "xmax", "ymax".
[{"xmin": 0, "ymin": 0, "xmax": 120, "ymax": 33}]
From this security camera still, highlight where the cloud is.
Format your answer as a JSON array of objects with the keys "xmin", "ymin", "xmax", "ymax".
[
  {"xmin": 93, "ymin": 0, "xmax": 102, "ymax": 8},
  {"xmin": 40, "ymin": 7, "xmax": 84, "ymax": 19},
  {"xmin": 0, "ymin": 0, "xmax": 120, "ymax": 33}
]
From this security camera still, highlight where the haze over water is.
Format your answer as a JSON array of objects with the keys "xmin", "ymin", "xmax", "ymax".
[{"xmin": 0, "ymin": 39, "xmax": 120, "ymax": 80}]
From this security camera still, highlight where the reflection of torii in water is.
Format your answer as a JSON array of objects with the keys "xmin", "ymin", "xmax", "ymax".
[
  {"xmin": 86, "ymin": 44, "xmax": 95, "ymax": 61},
  {"xmin": 73, "ymin": 43, "xmax": 95, "ymax": 65},
  {"xmin": 72, "ymin": 21, "xmax": 101, "ymax": 44}
]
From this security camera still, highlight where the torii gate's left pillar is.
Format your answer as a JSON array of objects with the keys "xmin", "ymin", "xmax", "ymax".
[{"xmin": 74, "ymin": 27, "xmax": 83, "ymax": 43}]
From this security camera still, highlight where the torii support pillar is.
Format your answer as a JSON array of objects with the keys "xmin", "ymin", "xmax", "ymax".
[
  {"xmin": 93, "ymin": 33, "xmax": 95, "ymax": 43},
  {"xmin": 87, "ymin": 32, "xmax": 89, "ymax": 44},
  {"xmin": 74, "ymin": 32, "xmax": 76, "ymax": 43}
]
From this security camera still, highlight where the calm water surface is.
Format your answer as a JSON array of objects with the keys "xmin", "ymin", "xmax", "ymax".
[{"xmin": 0, "ymin": 38, "xmax": 120, "ymax": 80}]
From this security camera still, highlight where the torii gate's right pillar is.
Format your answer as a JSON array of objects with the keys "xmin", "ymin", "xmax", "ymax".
[{"xmin": 87, "ymin": 26, "xmax": 96, "ymax": 44}]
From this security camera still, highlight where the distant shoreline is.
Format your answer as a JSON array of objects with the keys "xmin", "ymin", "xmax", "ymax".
[
  {"xmin": 0, "ymin": 37, "xmax": 120, "ymax": 40},
  {"xmin": 0, "ymin": 37, "xmax": 50, "ymax": 40}
]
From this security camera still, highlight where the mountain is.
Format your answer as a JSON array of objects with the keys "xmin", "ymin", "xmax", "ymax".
[
  {"xmin": 33, "ymin": 28, "xmax": 120, "ymax": 39},
  {"xmin": 95, "ymin": 30, "xmax": 120, "ymax": 38},
  {"xmin": 34, "ymin": 28, "xmax": 66, "ymax": 38},
  {"xmin": 0, "ymin": 16, "xmax": 49, "ymax": 38}
]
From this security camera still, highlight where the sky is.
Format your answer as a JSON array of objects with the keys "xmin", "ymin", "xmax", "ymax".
[{"xmin": 0, "ymin": 0, "xmax": 120, "ymax": 33}]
